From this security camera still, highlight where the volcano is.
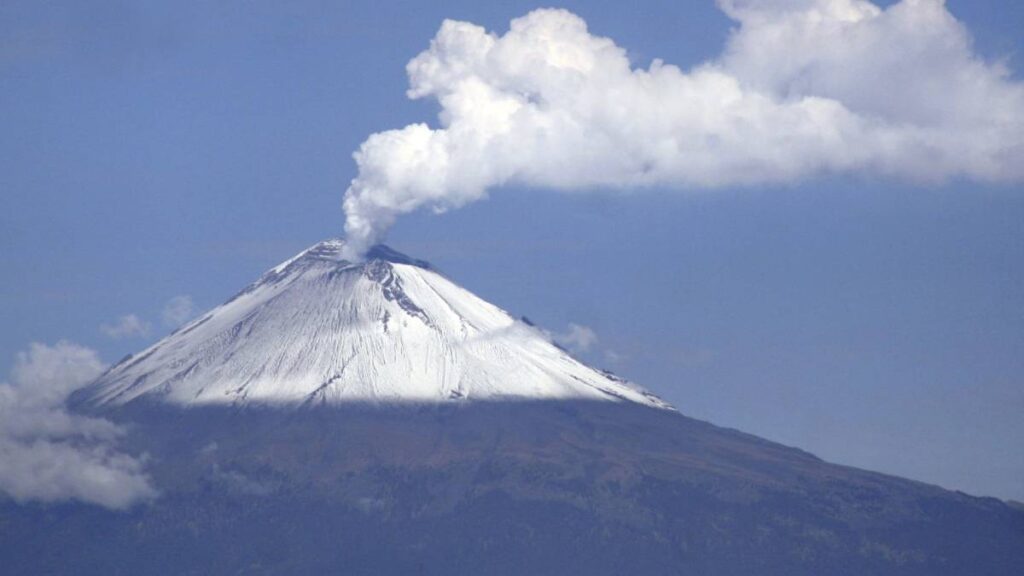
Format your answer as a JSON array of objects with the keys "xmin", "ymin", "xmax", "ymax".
[
  {"xmin": 3, "ymin": 240, "xmax": 1022, "ymax": 575},
  {"xmin": 83, "ymin": 240, "xmax": 668, "ymax": 409}
]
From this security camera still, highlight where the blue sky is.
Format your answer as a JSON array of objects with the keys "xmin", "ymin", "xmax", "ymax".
[{"xmin": 2, "ymin": 0, "xmax": 1022, "ymax": 501}]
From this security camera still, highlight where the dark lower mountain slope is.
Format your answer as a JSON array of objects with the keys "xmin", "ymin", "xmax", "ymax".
[{"xmin": 2, "ymin": 401, "xmax": 1021, "ymax": 575}]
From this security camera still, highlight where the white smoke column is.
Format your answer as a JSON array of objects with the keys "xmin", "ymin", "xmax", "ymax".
[{"xmin": 341, "ymin": 0, "xmax": 1024, "ymax": 256}]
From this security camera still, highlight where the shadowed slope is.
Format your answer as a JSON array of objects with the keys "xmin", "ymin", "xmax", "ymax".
[{"xmin": 2, "ymin": 401, "xmax": 1022, "ymax": 575}]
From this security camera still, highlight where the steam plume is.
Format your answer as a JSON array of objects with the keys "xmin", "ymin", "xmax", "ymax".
[{"xmin": 342, "ymin": 0, "xmax": 1024, "ymax": 256}]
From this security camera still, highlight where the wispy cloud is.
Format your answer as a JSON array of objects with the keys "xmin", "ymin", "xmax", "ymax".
[
  {"xmin": 554, "ymin": 323, "xmax": 599, "ymax": 353},
  {"xmin": 0, "ymin": 342, "xmax": 157, "ymax": 509},
  {"xmin": 161, "ymin": 295, "xmax": 195, "ymax": 328},
  {"xmin": 100, "ymin": 314, "xmax": 150, "ymax": 339},
  {"xmin": 603, "ymin": 350, "xmax": 626, "ymax": 365}
]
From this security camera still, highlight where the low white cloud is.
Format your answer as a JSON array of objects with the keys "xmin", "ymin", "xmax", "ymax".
[
  {"xmin": 0, "ymin": 341, "xmax": 157, "ymax": 509},
  {"xmin": 553, "ymin": 323, "xmax": 599, "ymax": 353},
  {"xmin": 341, "ymin": 0, "xmax": 1024, "ymax": 256},
  {"xmin": 100, "ymin": 314, "xmax": 151, "ymax": 339},
  {"xmin": 161, "ymin": 295, "xmax": 195, "ymax": 328}
]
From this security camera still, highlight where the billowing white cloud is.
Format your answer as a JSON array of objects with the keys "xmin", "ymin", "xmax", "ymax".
[
  {"xmin": 0, "ymin": 341, "xmax": 156, "ymax": 509},
  {"xmin": 341, "ymin": 0, "xmax": 1024, "ymax": 256},
  {"xmin": 161, "ymin": 295, "xmax": 195, "ymax": 328},
  {"xmin": 100, "ymin": 314, "xmax": 151, "ymax": 339}
]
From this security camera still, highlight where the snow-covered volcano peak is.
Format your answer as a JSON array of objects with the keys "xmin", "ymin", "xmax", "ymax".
[
  {"xmin": 84, "ymin": 239, "xmax": 671, "ymax": 410},
  {"xmin": 363, "ymin": 244, "xmax": 432, "ymax": 268},
  {"xmin": 268, "ymin": 239, "xmax": 429, "ymax": 271}
]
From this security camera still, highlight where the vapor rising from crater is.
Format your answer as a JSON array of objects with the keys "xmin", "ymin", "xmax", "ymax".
[{"xmin": 340, "ymin": 0, "xmax": 1024, "ymax": 256}]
